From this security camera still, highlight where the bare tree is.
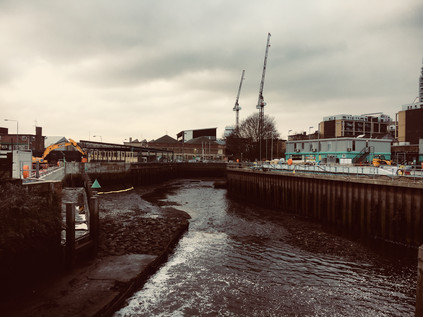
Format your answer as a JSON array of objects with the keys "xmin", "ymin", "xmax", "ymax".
[
  {"xmin": 238, "ymin": 112, "xmax": 280, "ymax": 142},
  {"xmin": 225, "ymin": 113, "xmax": 280, "ymax": 161}
]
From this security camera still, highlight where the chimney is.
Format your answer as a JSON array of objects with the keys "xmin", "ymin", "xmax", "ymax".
[{"xmin": 35, "ymin": 126, "xmax": 43, "ymax": 151}]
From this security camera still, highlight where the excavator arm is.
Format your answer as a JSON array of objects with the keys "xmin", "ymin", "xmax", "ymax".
[{"xmin": 33, "ymin": 138, "xmax": 86, "ymax": 163}]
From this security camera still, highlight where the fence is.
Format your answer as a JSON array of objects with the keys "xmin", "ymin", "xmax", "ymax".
[
  {"xmin": 64, "ymin": 170, "xmax": 99, "ymax": 268},
  {"xmin": 229, "ymin": 162, "xmax": 423, "ymax": 183}
]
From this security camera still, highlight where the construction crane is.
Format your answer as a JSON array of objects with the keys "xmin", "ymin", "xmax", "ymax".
[
  {"xmin": 233, "ymin": 69, "xmax": 245, "ymax": 130},
  {"xmin": 256, "ymin": 33, "xmax": 271, "ymax": 161}
]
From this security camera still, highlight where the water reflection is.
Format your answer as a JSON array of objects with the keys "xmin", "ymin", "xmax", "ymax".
[{"xmin": 116, "ymin": 180, "xmax": 416, "ymax": 316}]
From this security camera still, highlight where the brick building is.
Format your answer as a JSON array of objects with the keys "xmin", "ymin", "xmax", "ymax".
[{"xmin": 0, "ymin": 126, "xmax": 44, "ymax": 153}]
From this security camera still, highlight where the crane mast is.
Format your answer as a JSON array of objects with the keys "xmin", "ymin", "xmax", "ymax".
[
  {"xmin": 233, "ymin": 69, "xmax": 245, "ymax": 130},
  {"xmin": 257, "ymin": 32, "xmax": 271, "ymax": 161}
]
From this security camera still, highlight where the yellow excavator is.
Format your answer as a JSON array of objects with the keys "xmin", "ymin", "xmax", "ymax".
[
  {"xmin": 372, "ymin": 155, "xmax": 392, "ymax": 167},
  {"xmin": 32, "ymin": 138, "xmax": 87, "ymax": 164}
]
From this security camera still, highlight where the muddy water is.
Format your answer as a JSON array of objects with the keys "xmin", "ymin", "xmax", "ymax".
[{"xmin": 115, "ymin": 179, "xmax": 416, "ymax": 316}]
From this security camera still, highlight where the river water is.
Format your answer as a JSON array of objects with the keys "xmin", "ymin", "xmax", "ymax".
[{"xmin": 115, "ymin": 179, "xmax": 416, "ymax": 316}]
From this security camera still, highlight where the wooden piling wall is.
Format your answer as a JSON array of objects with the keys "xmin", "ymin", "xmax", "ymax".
[
  {"xmin": 227, "ymin": 169, "xmax": 423, "ymax": 247},
  {"xmin": 65, "ymin": 162, "xmax": 227, "ymax": 186}
]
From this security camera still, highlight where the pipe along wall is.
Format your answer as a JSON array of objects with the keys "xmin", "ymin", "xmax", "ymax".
[{"xmin": 227, "ymin": 169, "xmax": 423, "ymax": 247}]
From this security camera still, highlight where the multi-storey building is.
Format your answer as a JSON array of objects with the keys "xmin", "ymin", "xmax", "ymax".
[
  {"xmin": 396, "ymin": 102, "xmax": 423, "ymax": 145},
  {"xmin": 396, "ymin": 60, "xmax": 423, "ymax": 145},
  {"xmin": 319, "ymin": 113, "xmax": 393, "ymax": 139}
]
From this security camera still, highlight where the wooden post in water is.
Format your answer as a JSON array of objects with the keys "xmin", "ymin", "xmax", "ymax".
[
  {"xmin": 416, "ymin": 245, "xmax": 423, "ymax": 316},
  {"xmin": 66, "ymin": 202, "xmax": 75, "ymax": 269}
]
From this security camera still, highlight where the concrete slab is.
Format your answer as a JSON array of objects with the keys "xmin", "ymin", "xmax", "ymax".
[
  {"xmin": 89, "ymin": 254, "xmax": 157, "ymax": 283},
  {"xmin": 5, "ymin": 254, "xmax": 158, "ymax": 317}
]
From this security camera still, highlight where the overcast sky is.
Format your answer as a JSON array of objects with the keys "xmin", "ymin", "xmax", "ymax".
[{"xmin": 1, "ymin": 1, "xmax": 422, "ymax": 143}]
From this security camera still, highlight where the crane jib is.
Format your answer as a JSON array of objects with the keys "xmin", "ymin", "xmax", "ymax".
[{"xmin": 256, "ymin": 33, "xmax": 271, "ymax": 109}]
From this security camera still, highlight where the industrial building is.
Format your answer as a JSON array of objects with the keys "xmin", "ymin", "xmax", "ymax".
[
  {"xmin": 148, "ymin": 135, "xmax": 225, "ymax": 162},
  {"xmin": 125, "ymin": 133, "xmax": 225, "ymax": 162},
  {"xmin": 286, "ymin": 137, "xmax": 391, "ymax": 164}
]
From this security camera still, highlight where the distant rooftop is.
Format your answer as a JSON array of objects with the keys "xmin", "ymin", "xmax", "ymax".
[
  {"xmin": 150, "ymin": 135, "xmax": 179, "ymax": 144},
  {"xmin": 401, "ymin": 102, "xmax": 423, "ymax": 111}
]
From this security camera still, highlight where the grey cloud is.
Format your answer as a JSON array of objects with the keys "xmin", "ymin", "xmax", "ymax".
[{"xmin": 1, "ymin": 0, "xmax": 423, "ymax": 142}]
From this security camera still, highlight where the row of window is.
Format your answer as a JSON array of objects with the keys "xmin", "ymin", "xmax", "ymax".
[
  {"xmin": 87, "ymin": 150, "xmax": 138, "ymax": 163},
  {"xmin": 294, "ymin": 141, "xmax": 359, "ymax": 152}
]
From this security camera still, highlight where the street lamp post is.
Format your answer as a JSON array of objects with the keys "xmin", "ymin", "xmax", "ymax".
[
  {"xmin": 4, "ymin": 119, "xmax": 19, "ymax": 151},
  {"xmin": 93, "ymin": 135, "xmax": 102, "ymax": 142},
  {"xmin": 309, "ymin": 126, "xmax": 313, "ymax": 140},
  {"xmin": 288, "ymin": 130, "xmax": 292, "ymax": 140}
]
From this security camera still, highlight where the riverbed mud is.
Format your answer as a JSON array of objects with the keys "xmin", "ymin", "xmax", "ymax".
[{"xmin": 98, "ymin": 186, "xmax": 190, "ymax": 257}]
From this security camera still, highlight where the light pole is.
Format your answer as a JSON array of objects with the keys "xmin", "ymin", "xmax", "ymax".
[
  {"xmin": 4, "ymin": 119, "xmax": 18, "ymax": 151},
  {"xmin": 288, "ymin": 129, "xmax": 292, "ymax": 140},
  {"xmin": 93, "ymin": 135, "xmax": 102, "ymax": 142},
  {"xmin": 309, "ymin": 126, "xmax": 313, "ymax": 140}
]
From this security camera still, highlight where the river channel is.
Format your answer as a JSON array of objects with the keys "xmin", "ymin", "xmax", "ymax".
[{"xmin": 115, "ymin": 179, "xmax": 417, "ymax": 316}]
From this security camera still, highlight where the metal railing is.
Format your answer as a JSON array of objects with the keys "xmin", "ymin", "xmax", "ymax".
[{"xmin": 228, "ymin": 162, "xmax": 423, "ymax": 183}]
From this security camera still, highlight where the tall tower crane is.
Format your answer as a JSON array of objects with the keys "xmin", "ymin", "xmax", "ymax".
[
  {"xmin": 233, "ymin": 69, "xmax": 245, "ymax": 130},
  {"xmin": 256, "ymin": 33, "xmax": 271, "ymax": 161}
]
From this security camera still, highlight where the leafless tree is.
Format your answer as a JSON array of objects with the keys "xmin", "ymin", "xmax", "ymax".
[
  {"xmin": 238, "ymin": 112, "xmax": 280, "ymax": 141},
  {"xmin": 225, "ymin": 113, "xmax": 280, "ymax": 161}
]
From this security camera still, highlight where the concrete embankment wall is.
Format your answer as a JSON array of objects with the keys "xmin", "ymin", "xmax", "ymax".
[
  {"xmin": 64, "ymin": 162, "xmax": 226, "ymax": 186},
  {"xmin": 0, "ymin": 180, "xmax": 63, "ymax": 296},
  {"xmin": 227, "ymin": 169, "xmax": 423, "ymax": 247}
]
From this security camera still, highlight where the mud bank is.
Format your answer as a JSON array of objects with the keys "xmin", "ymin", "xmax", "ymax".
[{"xmin": 98, "ymin": 187, "xmax": 191, "ymax": 257}]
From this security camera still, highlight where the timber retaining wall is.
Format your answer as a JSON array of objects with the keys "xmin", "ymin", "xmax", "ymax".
[{"xmin": 227, "ymin": 169, "xmax": 423, "ymax": 247}]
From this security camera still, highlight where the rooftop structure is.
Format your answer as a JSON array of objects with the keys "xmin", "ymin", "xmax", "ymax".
[
  {"xmin": 177, "ymin": 128, "xmax": 217, "ymax": 143},
  {"xmin": 319, "ymin": 113, "xmax": 393, "ymax": 139},
  {"xmin": 420, "ymin": 58, "xmax": 423, "ymax": 103}
]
